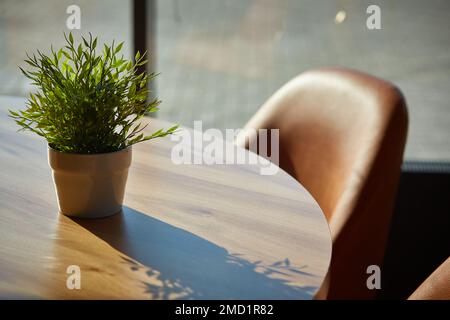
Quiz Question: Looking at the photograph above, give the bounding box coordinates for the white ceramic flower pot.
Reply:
[48,146,132,218]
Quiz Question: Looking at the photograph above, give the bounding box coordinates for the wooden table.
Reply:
[0,96,331,299]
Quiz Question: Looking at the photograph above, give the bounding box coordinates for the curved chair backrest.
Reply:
[409,257,450,300]
[237,68,408,299]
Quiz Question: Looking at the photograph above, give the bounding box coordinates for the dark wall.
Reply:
[380,161,450,299]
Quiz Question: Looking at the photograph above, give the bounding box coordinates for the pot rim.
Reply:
[48,144,132,156]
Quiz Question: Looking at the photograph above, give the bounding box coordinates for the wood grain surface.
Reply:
[0,96,331,299]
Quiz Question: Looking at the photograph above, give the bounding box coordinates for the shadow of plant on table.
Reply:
[74,206,317,299]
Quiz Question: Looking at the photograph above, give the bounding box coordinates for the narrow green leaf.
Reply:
[82,37,89,47]
[115,42,124,54]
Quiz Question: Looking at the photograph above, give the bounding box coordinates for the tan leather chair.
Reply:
[409,257,450,300]
[236,68,408,299]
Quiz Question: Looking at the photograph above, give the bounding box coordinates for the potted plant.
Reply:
[9,33,178,218]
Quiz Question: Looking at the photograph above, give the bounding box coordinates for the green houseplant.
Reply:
[9,33,178,218]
